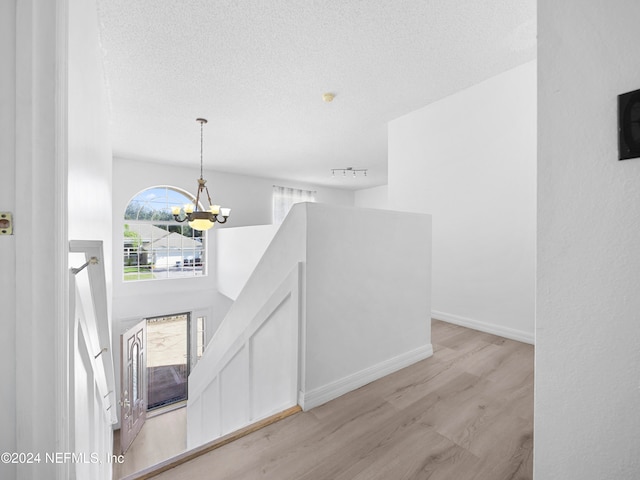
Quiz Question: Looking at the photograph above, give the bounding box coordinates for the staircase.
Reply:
[69,240,118,480]
[187,203,433,450]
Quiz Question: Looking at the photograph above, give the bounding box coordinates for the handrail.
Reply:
[186,205,308,448]
[69,240,118,424]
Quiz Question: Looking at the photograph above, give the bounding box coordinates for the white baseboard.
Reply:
[299,344,433,411]
[431,310,535,345]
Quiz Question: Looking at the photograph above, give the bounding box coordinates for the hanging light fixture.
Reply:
[172,118,231,231]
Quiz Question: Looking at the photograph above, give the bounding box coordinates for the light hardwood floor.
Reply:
[150,320,534,480]
[113,406,187,478]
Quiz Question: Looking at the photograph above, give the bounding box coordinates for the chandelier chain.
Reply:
[172,117,230,230]
[200,119,204,180]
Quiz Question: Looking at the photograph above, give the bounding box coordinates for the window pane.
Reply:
[272,185,316,224]
[196,316,205,360]
[123,186,207,281]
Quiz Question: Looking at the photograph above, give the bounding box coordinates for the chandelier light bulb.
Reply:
[188,218,215,231]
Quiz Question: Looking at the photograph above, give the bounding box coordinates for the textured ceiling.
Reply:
[96,0,536,189]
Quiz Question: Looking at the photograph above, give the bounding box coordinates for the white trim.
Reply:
[296,262,307,408]
[300,344,433,411]
[187,264,301,448]
[55,2,70,480]
[70,240,118,423]
[431,310,535,345]
[14,0,69,477]
[189,283,296,401]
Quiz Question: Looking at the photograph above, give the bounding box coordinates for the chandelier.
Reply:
[172,118,230,231]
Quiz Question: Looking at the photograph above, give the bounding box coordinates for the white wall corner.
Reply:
[299,344,433,411]
[432,310,534,345]
[388,61,536,342]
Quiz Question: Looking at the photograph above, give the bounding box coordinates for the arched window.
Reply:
[123,186,206,281]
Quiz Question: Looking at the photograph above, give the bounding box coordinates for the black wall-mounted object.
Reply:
[618,88,640,160]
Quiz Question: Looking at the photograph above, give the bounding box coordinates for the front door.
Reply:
[146,313,190,410]
[120,320,147,454]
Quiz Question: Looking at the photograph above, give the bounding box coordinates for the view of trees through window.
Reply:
[124,186,206,281]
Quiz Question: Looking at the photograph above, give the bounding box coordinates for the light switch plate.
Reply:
[618,88,640,160]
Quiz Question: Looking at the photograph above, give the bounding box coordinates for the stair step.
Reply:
[120,405,302,480]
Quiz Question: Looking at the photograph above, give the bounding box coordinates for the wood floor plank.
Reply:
[151,320,534,480]
[257,401,401,480]
[166,410,322,480]
[333,422,479,480]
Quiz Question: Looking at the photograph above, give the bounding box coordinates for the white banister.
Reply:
[187,263,301,448]
[68,240,117,480]
[70,240,117,424]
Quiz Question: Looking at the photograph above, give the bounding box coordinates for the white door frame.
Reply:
[12,1,70,479]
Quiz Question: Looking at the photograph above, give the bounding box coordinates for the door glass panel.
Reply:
[120,319,147,455]
[146,313,189,410]
[132,342,139,402]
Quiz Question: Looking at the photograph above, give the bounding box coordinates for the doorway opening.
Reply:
[116,311,210,475]
[146,313,190,411]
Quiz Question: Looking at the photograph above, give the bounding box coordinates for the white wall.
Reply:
[205,168,355,227]
[188,202,433,446]
[536,2,640,478]
[216,224,279,300]
[112,157,354,319]
[68,0,113,273]
[67,0,115,475]
[388,61,536,343]
[112,158,218,326]
[112,157,221,427]
[354,185,389,210]
[304,204,432,405]
[111,158,354,425]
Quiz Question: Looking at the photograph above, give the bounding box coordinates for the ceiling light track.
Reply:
[331,167,368,178]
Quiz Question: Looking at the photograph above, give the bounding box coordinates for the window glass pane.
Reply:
[196,316,205,360]
[272,185,316,224]
[123,186,206,281]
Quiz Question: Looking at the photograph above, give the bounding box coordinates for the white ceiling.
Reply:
[96,0,536,190]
